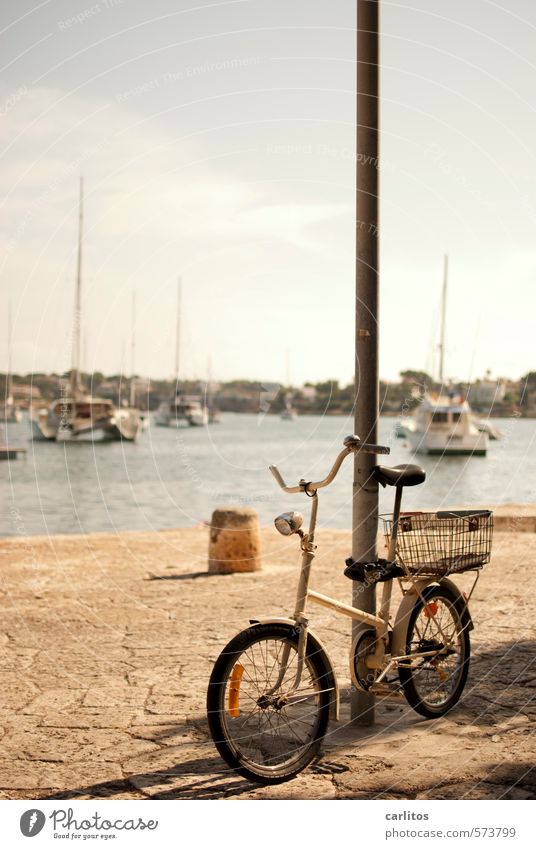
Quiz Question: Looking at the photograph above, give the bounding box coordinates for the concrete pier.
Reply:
[0,510,535,799]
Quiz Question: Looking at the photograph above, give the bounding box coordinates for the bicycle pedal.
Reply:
[344,557,405,583]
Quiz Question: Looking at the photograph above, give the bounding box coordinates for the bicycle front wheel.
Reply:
[207,623,332,784]
[399,585,470,718]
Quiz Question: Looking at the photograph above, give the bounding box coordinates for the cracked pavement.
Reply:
[0,525,535,799]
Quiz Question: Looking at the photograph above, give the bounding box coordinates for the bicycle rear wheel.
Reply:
[207,623,332,784]
[399,585,470,718]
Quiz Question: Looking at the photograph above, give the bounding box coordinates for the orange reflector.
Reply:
[228,663,244,717]
[424,602,438,618]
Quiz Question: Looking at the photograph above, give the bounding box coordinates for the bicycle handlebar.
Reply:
[269,435,390,494]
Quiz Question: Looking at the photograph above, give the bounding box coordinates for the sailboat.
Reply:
[129,291,149,430]
[1,302,22,423]
[280,350,297,420]
[206,359,222,424]
[31,179,141,442]
[407,256,488,457]
[155,278,208,427]
[280,393,297,421]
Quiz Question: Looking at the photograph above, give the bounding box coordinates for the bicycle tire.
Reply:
[207,623,332,784]
[399,585,471,718]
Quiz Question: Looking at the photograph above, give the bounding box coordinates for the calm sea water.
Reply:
[1,413,535,537]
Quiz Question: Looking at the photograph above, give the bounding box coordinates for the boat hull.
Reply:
[56,427,111,443]
[408,430,488,456]
[31,407,141,442]
[155,415,191,427]
[425,448,487,456]
[155,397,208,427]
[31,415,56,441]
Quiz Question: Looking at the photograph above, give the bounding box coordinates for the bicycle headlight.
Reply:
[274,511,303,536]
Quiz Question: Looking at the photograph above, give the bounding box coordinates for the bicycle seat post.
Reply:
[387,485,404,563]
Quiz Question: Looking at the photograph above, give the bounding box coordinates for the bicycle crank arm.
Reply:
[369,684,404,698]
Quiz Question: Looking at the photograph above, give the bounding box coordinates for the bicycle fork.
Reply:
[266,493,318,696]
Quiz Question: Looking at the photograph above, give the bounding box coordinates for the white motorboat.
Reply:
[407,395,488,456]
[155,394,208,427]
[405,256,488,457]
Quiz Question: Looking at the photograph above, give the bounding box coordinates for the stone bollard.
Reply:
[208,506,262,573]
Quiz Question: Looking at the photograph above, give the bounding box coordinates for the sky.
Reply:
[1,0,536,386]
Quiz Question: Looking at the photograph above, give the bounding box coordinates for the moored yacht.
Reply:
[155,278,208,428]
[155,394,208,427]
[406,255,488,457]
[407,395,488,456]
[31,178,141,443]
[32,391,140,442]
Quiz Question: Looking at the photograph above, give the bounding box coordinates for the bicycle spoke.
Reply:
[222,634,323,769]
[406,597,464,707]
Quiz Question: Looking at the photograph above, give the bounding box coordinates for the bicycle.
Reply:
[207,435,493,784]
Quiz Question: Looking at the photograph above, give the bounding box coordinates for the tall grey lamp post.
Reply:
[351,0,380,725]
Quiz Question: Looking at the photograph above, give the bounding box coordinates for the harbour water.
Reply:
[1,413,535,537]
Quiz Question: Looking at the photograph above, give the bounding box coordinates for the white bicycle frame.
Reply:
[269,438,468,698]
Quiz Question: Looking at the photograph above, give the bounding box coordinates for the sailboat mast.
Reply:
[130,290,136,408]
[206,355,212,409]
[71,176,83,397]
[438,254,448,385]
[174,277,182,388]
[7,300,13,401]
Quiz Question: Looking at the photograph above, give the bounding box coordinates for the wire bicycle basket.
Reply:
[383,509,494,577]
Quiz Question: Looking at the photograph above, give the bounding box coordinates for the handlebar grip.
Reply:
[361,443,390,455]
[343,435,390,455]
[269,464,285,487]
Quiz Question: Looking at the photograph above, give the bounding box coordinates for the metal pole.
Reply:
[351,0,380,726]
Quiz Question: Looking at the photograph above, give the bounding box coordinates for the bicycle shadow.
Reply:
[40,751,254,800]
[147,572,214,581]
[38,638,535,800]
[334,635,535,725]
